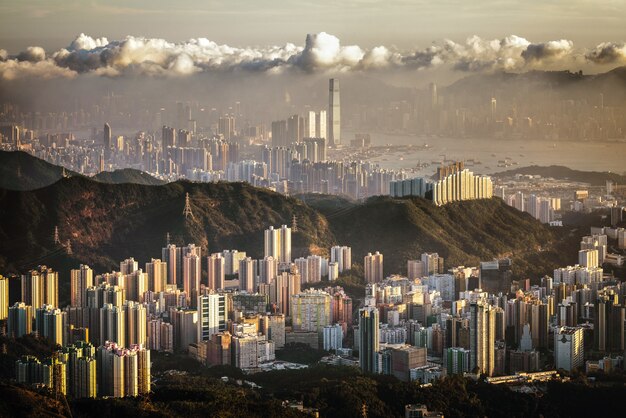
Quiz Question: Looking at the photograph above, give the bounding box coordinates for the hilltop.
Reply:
[0,151,167,190]
[0,150,78,191]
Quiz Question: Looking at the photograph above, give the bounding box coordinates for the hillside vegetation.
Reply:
[92,168,165,186]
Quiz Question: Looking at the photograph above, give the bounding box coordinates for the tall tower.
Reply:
[328,79,341,147]
[469,302,496,376]
[183,254,201,308]
[103,123,112,157]
[359,307,379,373]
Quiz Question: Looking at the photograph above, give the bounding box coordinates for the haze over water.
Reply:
[362,132,626,176]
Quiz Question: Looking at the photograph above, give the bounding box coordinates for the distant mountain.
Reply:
[445,66,626,107]
[0,150,78,191]
[92,168,165,186]
[494,165,626,186]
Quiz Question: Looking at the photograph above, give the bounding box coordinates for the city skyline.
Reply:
[1,1,626,416]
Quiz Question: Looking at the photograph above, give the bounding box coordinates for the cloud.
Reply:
[585,42,626,64]
[0,32,618,80]
[0,59,76,80]
[16,46,46,62]
[521,39,574,64]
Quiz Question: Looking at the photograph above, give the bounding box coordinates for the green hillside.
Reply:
[0,177,333,298]
[309,195,574,279]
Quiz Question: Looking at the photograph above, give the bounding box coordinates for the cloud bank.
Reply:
[0,32,624,80]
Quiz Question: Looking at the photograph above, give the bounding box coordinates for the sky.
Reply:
[0,0,625,52]
[0,0,625,84]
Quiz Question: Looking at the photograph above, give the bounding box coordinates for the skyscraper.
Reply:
[264,225,291,263]
[8,302,33,338]
[183,253,201,307]
[71,265,93,308]
[359,307,379,373]
[161,244,180,286]
[218,116,235,141]
[271,120,288,148]
[238,257,257,293]
[103,123,112,156]
[207,253,225,291]
[290,289,332,333]
[0,275,8,320]
[145,258,167,293]
[331,246,352,273]
[197,292,226,342]
[328,79,341,146]
[554,326,584,372]
[469,302,496,376]
[364,252,384,283]
[21,266,58,316]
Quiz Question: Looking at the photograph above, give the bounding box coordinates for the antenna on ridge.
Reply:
[65,239,72,255]
[54,226,60,245]
[291,214,298,232]
[183,192,195,221]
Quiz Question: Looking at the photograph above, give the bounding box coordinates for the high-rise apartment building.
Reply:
[207,253,225,291]
[124,301,147,347]
[145,259,167,293]
[331,246,352,273]
[71,265,93,308]
[554,326,584,372]
[421,253,444,276]
[364,252,384,283]
[238,257,257,293]
[161,244,180,286]
[8,302,33,338]
[290,289,332,334]
[36,305,66,346]
[197,292,226,342]
[445,347,471,375]
[264,225,291,263]
[21,266,58,315]
[469,302,496,376]
[578,249,599,268]
[0,275,8,320]
[183,253,202,306]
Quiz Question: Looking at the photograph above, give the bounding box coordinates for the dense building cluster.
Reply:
[0,224,358,398]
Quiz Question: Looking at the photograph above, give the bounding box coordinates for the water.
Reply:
[350,131,626,176]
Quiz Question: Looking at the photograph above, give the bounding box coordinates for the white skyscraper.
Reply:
[264,225,291,263]
[331,246,352,273]
[554,326,584,372]
[197,292,226,342]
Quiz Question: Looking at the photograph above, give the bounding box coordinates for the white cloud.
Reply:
[0,32,619,80]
